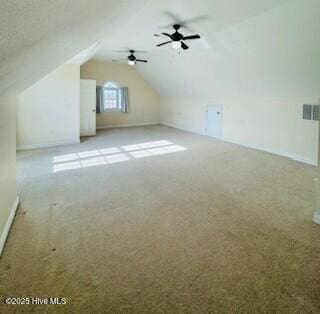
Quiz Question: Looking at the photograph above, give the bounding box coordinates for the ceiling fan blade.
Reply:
[156,41,172,47]
[183,34,201,40]
[160,12,209,31]
[136,59,148,63]
[181,42,189,50]
[162,32,172,38]
[161,11,188,30]
[181,15,209,25]
[164,11,181,23]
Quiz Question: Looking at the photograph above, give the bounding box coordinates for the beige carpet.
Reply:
[0,125,319,313]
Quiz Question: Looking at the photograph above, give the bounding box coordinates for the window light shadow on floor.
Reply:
[52,140,187,173]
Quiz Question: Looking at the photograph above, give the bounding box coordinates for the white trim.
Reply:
[314,212,320,225]
[221,137,317,166]
[160,122,317,166]
[0,197,19,256]
[80,130,96,137]
[160,122,205,136]
[97,122,159,129]
[17,138,80,151]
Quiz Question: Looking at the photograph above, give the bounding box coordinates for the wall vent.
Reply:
[303,104,320,121]
[303,104,312,120]
[312,105,320,121]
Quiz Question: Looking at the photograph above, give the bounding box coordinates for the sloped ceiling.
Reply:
[93,0,320,97]
[0,0,148,94]
[1,0,319,97]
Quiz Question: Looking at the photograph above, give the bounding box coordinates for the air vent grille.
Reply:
[312,105,320,121]
[303,104,312,120]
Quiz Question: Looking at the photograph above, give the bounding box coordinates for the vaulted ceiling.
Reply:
[93,0,320,97]
[0,0,147,94]
[1,0,319,97]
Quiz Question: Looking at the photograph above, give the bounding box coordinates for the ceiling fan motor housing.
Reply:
[172,24,183,41]
[128,54,136,61]
[172,32,183,41]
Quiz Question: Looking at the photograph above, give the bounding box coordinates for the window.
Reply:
[103,81,122,111]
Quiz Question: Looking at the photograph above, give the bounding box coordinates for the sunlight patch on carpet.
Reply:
[52,140,186,172]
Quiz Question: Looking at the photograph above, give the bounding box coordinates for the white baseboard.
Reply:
[221,137,317,166]
[17,138,80,151]
[97,122,159,130]
[0,196,19,256]
[80,132,96,137]
[160,122,205,136]
[314,212,320,225]
[160,122,317,166]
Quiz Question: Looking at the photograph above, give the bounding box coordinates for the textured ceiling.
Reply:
[93,0,320,97]
[94,0,290,59]
[0,0,147,94]
[0,0,113,62]
[0,0,319,97]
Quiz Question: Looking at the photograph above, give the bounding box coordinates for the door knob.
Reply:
[92,109,96,112]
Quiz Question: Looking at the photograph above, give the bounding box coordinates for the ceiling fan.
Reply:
[156,24,201,50]
[112,50,148,66]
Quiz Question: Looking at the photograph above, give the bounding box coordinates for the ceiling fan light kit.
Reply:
[171,41,181,50]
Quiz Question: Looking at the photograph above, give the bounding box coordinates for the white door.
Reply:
[206,105,223,138]
[80,79,96,136]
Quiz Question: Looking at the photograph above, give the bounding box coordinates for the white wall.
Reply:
[161,97,319,165]
[81,60,160,128]
[16,64,80,150]
[0,94,18,254]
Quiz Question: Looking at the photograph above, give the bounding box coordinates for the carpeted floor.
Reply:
[0,125,319,313]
